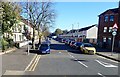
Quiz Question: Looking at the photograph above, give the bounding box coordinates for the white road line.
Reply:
[59,52,62,53]
[97,56,119,63]
[77,61,88,68]
[98,73,106,77]
[95,60,118,68]
[71,55,75,58]
[68,52,71,55]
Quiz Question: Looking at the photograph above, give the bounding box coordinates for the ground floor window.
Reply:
[103,37,106,42]
[108,37,111,46]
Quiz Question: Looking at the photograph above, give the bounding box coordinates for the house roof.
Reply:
[66,24,97,33]
[99,8,119,16]
[78,25,97,32]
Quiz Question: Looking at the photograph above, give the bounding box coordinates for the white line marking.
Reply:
[75,59,77,60]
[77,61,88,68]
[97,56,119,63]
[95,60,118,68]
[98,73,106,77]
[59,52,61,53]
[71,56,75,58]
[68,52,70,55]
[68,52,75,58]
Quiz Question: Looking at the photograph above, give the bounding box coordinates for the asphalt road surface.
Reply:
[2,39,119,77]
[25,39,119,77]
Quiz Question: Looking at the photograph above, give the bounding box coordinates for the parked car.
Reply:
[65,40,69,45]
[39,44,50,54]
[74,42,83,49]
[70,41,75,47]
[80,43,96,55]
[61,38,66,43]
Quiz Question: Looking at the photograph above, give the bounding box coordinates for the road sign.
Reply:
[112,28,117,31]
[112,23,118,29]
[112,31,117,36]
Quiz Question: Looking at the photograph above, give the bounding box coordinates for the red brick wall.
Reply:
[98,10,120,52]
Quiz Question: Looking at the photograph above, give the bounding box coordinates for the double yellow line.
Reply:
[25,54,41,71]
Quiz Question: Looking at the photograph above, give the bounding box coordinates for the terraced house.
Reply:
[97,2,120,52]
[4,18,38,48]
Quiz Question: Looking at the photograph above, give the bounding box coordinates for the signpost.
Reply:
[111,23,118,56]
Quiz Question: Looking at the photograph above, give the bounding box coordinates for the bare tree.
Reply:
[21,2,55,49]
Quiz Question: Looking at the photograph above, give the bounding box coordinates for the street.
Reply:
[2,39,119,76]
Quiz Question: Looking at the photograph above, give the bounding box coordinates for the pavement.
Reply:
[96,48,120,62]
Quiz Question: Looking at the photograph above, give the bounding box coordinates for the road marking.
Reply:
[59,52,62,54]
[32,55,41,71]
[71,55,75,58]
[24,54,37,71]
[77,61,88,68]
[29,55,41,71]
[98,73,106,77]
[97,56,119,63]
[95,60,118,68]
[68,53,75,58]
[4,70,25,75]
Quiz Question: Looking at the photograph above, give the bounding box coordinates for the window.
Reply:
[104,27,107,32]
[109,27,112,32]
[104,15,108,22]
[108,38,111,46]
[19,35,22,41]
[103,37,106,42]
[110,15,114,21]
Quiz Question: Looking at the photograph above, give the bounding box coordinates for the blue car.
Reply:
[39,44,50,54]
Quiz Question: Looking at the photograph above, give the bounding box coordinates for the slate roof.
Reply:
[99,8,119,16]
[66,24,97,34]
[78,25,96,32]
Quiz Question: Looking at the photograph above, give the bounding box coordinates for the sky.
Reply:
[50,2,119,32]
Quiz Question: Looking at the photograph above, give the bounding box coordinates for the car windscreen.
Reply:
[72,42,75,44]
[76,43,82,46]
[40,44,49,50]
[84,44,93,47]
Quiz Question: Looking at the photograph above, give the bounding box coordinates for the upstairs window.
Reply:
[104,15,108,22]
[110,15,114,21]
[103,27,107,32]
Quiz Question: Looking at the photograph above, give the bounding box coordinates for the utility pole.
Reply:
[77,23,79,37]
[27,1,29,55]
[72,24,74,38]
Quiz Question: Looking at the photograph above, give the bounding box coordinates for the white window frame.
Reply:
[109,27,113,32]
[103,37,106,42]
[104,27,107,32]
[110,15,114,21]
[104,15,108,22]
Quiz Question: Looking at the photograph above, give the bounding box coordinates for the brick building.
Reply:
[97,2,120,52]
